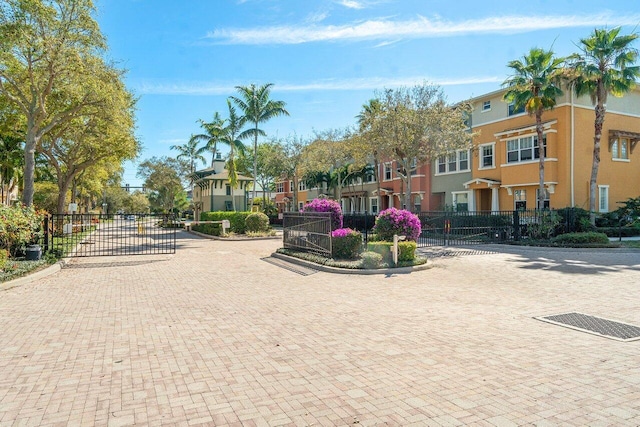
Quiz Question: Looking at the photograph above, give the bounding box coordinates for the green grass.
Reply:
[1,257,55,283]
[619,240,640,249]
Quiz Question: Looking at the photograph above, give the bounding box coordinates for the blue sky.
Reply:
[94,0,640,186]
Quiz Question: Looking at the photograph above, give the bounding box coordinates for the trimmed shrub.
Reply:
[551,232,610,245]
[373,208,421,241]
[331,228,362,259]
[191,223,222,236]
[302,198,343,231]
[200,211,251,234]
[245,212,270,233]
[596,226,640,237]
[360,251,382,269]
[555,207,594,233]
[366,240,417,263]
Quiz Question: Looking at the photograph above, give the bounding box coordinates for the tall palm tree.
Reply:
[219,100,251,211]
[170,137,206,199]
[503,47,565,210]
[230,83,289,204]
[571,27,639,224]
[192,112,224,167]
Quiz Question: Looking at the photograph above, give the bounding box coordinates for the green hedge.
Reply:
[191,223,222,236]
[596,226,640,237]
[200,211,251,234]
[366,241,417,262]
[551,232,610,245]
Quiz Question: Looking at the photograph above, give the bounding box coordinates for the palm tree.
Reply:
[170,137,206,200]
[192,112,224,167]
[503,47,565,210]
[219,100,251,211]
[230,83,289,204]
[571,27,639,224]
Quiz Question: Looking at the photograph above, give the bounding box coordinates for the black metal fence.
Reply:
[44,213,178,257]
[341,208,582,247]
[283,212,332,256]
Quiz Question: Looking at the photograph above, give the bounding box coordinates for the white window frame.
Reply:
[479,143,495,170]
[598,185,609,212]
[535,188,550,210]
[508,102,525,116]
[435,150,471,175]
[383,162,392,181]
[506,134,547,164]
[298,180,306,191]
[276,182,284,193]
[452,191,471,212]
[514,189,526,210]
[612,138,630,161]
[370,197,378,214]
[482,100,491,112]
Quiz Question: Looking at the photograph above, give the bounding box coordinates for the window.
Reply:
[436,150,471,174]
[366,171,375,183]
[276,182,284,193]
[384,163,392,180]
[612,138,629,160]
[298,180,306,191]
[506,135,547,163]
[514,190,526,210]
[452,192,469,212]
[535,188,550,209]
[225,185,231,196]
[480,144,494,169]
[598,185,609,212]
[508,102,525,116]
[298,202,304,210]
[482,100,491,111]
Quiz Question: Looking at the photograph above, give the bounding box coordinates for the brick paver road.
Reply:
[1,233,639,426]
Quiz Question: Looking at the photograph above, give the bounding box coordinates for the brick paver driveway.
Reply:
[1,233,639,426]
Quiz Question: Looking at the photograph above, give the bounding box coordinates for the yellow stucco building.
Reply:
[456,87,640,213]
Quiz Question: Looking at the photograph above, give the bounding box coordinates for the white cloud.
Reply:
[136,76,503,96]
[206,12,640,45]
[337,0,365,9]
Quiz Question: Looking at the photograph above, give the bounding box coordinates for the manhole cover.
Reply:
[262,257,318,276]
[535,312,640,342]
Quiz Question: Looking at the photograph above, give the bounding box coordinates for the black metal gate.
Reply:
[417,211,516,246]
[44,213,178,257]
[282,212,332,257]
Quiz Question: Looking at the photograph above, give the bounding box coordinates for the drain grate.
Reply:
[536,312,640,342]
[262,257,318,276]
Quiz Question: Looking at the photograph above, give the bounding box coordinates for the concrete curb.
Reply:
[271,251,431,275]
[1,258,70,292]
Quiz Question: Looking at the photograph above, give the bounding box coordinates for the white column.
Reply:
[468,190,475,212]
[491,187,499,212]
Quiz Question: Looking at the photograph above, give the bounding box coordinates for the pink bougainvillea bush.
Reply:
[373,207,422,241]
[302,198,343,231]
[331,228,362,259]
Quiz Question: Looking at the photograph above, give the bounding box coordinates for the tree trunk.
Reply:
[589,101,605,224]
[57,175,74,214]
[252,124,258,204]
[536,110,545,210]
[374,158,381,214]
[22,122,38,206]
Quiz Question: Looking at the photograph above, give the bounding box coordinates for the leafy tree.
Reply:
[193,112,224,167]
[218,100,250,211]
[33,181,59,213]
[371,84,473,210]
[124,191,150,214]
[38,77,139,213]
[0,133,23,204]
[243,139,287,211]
[0,0,122,206]
[278,135,308,209]
[570,27,639,224]
[137,157,187,213]
[503,47,565,210]
[230,83,289,203]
